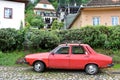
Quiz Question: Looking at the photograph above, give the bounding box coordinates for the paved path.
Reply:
[0,66,120,80]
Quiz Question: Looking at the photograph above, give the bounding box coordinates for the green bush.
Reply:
[58,26,107,48]
[31,16,44,29]
[24,29,60,49]
[80,26,107,47]
[105,26,120,49]
[0,25,120,51]
[0,28,18,52]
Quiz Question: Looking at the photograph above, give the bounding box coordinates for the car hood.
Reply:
[25,52,50,59]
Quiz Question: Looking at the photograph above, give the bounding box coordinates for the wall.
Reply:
[71,7,120,29]
[35,3,55,10]
[0,1,25,29]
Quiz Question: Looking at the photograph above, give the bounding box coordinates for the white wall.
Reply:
[35,3,55,10]
[0,1,25,29]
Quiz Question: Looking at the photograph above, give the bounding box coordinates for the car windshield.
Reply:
[50,46,61,53]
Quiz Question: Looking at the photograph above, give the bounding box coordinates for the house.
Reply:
[34,0,57,28]
[0,0,28,29]
[57,0,81,29]
[69,0,120,29]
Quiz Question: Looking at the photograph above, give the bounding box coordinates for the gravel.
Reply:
[0,66,120,80]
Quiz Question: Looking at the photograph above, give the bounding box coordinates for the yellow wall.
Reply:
[71,7,120,29]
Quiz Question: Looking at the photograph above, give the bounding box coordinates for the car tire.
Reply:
[85,64,98,75]
[33,61,45,72]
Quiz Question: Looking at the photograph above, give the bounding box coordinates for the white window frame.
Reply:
[93,17,100,26]
[112,16,119,26]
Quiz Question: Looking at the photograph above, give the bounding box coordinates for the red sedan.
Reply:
[24,44,113,75]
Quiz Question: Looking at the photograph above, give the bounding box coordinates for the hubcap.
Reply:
[34,63,41,71]
[87,65,96,74]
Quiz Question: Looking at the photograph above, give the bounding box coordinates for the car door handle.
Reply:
[84,56,89,58]
[66,56,70,57]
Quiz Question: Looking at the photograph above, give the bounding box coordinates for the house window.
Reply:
[43,4,47,8]
[36,11,41,15]
[4,8,12,19]
[93,17,100,26]
[112,16,119,26]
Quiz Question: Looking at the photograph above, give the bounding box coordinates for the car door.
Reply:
[49,46,70,69]
[70,46,89,69]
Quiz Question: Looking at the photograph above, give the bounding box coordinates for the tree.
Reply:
[51,20,64,30]
[31,16,45,29]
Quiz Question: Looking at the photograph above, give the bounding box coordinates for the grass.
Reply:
[0,51,26,66]
[0,49,49,66]
[113,64,120,69]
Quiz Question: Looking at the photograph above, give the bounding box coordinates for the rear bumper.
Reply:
[107,63,114,67]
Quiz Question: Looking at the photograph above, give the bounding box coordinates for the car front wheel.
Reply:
[33,61,45,72]
[85,64,98,75]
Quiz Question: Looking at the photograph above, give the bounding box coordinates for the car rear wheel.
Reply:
[33,61,45,72]
[85,64,98,75]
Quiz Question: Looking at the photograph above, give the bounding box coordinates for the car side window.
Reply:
[56,47,69,54]
[72,46,85,54]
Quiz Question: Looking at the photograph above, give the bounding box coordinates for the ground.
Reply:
[0,66,120,80]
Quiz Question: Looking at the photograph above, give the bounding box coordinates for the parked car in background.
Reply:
[24,43,114,75]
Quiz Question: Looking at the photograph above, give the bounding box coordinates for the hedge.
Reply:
[58,25,120,49]
[0,25,120,52]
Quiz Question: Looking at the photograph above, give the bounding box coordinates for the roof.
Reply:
[85,0,120,7]
[68,0,120,29]
[34,0,55,11]
[5,0,29,5]
[39,0,50,4]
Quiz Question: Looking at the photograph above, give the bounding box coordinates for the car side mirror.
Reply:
[51,52,55,55]
[85,52,88,55]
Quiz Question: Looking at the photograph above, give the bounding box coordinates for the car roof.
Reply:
[59,43,89,46]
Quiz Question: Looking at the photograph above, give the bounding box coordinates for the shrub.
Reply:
[15,29,25,49]
[0,28,18,52]
[39,31,60,49]
[24,29,60,49]
[105,26,120,49]
[58,26,107,48]
[31,16,44,29]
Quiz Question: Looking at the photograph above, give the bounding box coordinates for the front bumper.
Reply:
[23,58,29,64]
[108,63,114,67]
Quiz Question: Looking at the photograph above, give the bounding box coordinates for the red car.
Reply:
[24,44,113,75]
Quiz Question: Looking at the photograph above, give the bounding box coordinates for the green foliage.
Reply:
[104,26,120,49]
[24,29,60,49]
[25,10,35,25]
[0,28,17,52]
[0,25,120,52]
[31,16,44,29]
[0,28,25,52]
[58,25,120,49]
[0,51,25,66]
[25,10,44,29]
[51,20,64,30]
[80,26,107,47]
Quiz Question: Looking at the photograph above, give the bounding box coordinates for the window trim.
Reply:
[4,7,13,19]
[112,16,119,26]
[93,17,100,26]
[54,46,69,54]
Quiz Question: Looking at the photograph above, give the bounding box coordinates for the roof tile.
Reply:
[86,0,120,6]
[39,0,50,4]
